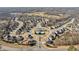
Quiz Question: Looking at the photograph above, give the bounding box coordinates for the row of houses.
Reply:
[2,35,24,44]
[46,28,66,46]
[2,33,37,47]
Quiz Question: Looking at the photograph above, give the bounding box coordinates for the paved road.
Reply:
[49,18,75,34]
[10,17,23,36]
[0,17,75,51]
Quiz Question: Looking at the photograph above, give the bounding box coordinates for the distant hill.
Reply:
[0,7,78,18]
[0,7,78,13]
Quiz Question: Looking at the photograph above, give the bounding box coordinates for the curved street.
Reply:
[1,17,75,51]
[10,17,24,36]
